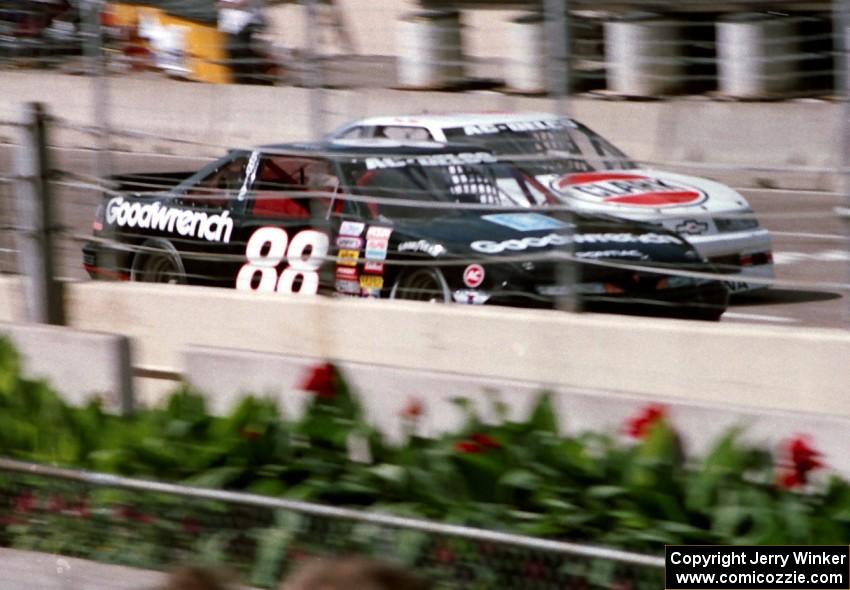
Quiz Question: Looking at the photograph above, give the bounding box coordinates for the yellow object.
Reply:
[106,2,232,84]
[359,275,384,289]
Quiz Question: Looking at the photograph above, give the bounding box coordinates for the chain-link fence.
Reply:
[0,3,849,586]
[0,0,848,327]
[0,458,664,590]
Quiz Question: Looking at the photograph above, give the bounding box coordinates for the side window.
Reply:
[575,125,637,170]
[178,156,248,208]
[249,156,339,219]
[336,126,369,139]
[375,126,433,141]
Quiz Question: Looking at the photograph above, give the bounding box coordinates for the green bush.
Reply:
[0,337,847,586]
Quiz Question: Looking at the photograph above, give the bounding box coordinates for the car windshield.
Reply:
[339,151,505,219]
[442,119,638,175]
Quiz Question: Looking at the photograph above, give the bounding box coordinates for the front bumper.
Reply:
[685,228,774,293]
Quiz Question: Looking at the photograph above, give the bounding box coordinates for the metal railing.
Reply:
[0,458,664,590]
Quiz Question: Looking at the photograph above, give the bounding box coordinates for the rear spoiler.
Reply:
[108,171,196,194]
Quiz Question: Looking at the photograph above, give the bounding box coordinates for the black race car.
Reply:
[83,140,729,320]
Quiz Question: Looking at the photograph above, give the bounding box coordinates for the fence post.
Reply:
[13,102,65,326]
[834,0,850,324]
[544,0,578,313]
[83,0,112,183]
[305,0,326,139]
[545,0,570,115]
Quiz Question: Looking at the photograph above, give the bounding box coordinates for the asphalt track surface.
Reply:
[1,145,848,329]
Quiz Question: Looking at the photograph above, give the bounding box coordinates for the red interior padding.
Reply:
[355,170,380,218]
[252,192,311,218]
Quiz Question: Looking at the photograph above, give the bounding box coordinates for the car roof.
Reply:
[336,112,571,129]
[256,138,492,156]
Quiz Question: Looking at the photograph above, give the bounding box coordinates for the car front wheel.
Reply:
[389,268,451,303]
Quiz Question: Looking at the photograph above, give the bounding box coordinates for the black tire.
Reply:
[389,268,451,303]
[130,239,187,284]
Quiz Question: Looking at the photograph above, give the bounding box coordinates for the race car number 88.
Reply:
[236,227,329,294]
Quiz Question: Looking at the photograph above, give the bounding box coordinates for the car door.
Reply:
[232,153,337,296]
[151,151,252,287]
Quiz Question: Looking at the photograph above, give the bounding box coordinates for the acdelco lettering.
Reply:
[365,152,496,170]
[105,197,233,243]
[463,119,574,136]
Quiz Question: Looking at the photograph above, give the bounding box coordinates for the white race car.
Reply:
[329,113,774,292]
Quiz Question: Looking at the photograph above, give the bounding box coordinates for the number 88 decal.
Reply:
[236,227,330,294]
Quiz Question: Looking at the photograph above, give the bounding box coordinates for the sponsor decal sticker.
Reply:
[335,236,363,250]
[452,289,491,305]
[575,249,649,260]
[553,172,708,208]
[339,221,365,237]
[470,232,681,254]
[674,219,710,235]
[363,261,385,274]
[335,279,361,295]
[365,238,389,260]
[398,240,446,257]
[365,152,496,171]
[106,197,234,243]
[337,249,360,266]
[366,226,393,240]
[463,264,485,288]
[460,119,576,136]
[336,266,358,280]
[359,275,384,290]
[482,213,566,232]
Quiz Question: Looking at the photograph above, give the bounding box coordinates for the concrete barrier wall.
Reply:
[0,71,839,190]
[0,320,133,414]
[184,346,850,476]
[1,277,848,420]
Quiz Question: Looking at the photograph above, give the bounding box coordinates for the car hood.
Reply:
[543,168,751,218]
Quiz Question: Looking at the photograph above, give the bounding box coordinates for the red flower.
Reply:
[181,516,201,535]
[47,495,65,513]
[114,505,155,524]
[433,544,455,563]
[471,433,500,449]
[454,441,482,454]
[624,404,666,439]
[400,397,425,419]
[13,492,35,513]
[240,427,262,440]
[777,470,805,489]
[69,499,90,519]
[777,436,824,489]
[523,560,546,580]
[455,433,500,454]
[300,362,337,399]
[788,437,823,474]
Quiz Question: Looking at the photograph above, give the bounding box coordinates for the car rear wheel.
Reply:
[130,239,187,284]
[390,268,451,303]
